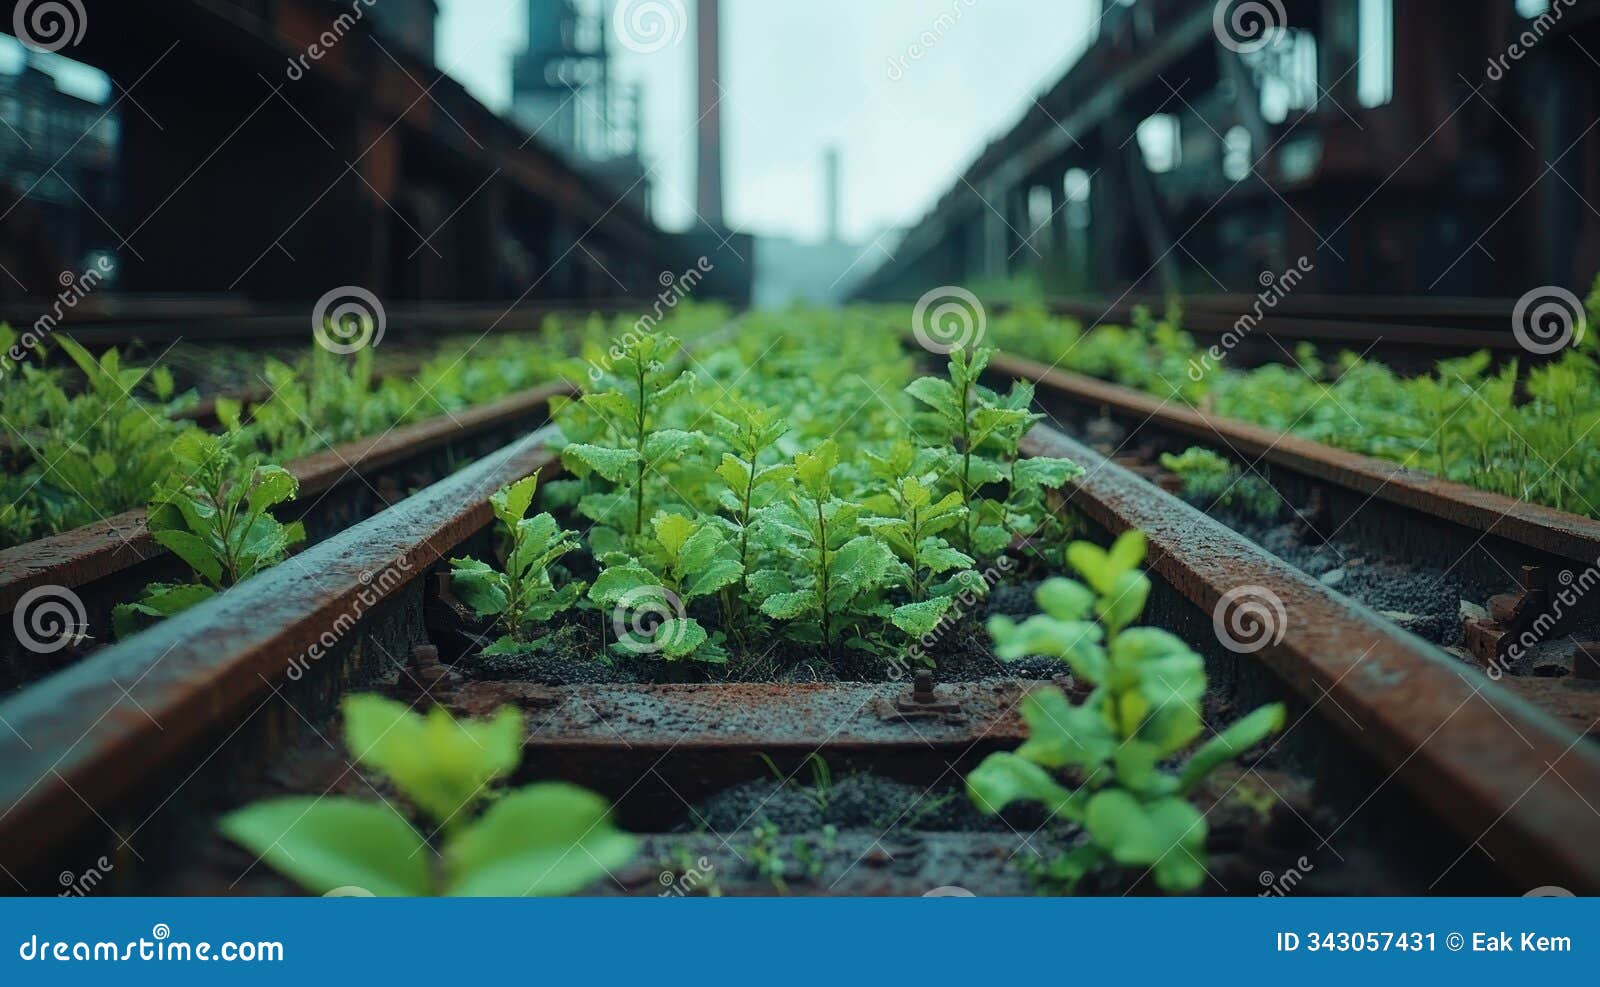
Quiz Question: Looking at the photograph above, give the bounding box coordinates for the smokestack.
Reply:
[696,0,723,229]
[823,146,841,243]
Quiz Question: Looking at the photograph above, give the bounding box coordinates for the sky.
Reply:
[437,0,1099,241]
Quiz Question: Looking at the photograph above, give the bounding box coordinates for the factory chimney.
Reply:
[696,0,724,228]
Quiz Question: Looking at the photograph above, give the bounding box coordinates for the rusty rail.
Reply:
[0,424,563,865]
[993,350,1600,567]
[0,381,573,614]
[1025,422,1600,894]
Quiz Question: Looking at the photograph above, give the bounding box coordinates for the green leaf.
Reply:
[1098,571,1151,634]
[562,443,638,484]
[1179,703,1286,792]
[1013,456,1083,491]
[904,376,961,421]
[760,590,815,620]
[219,797,432,897]
[342,696,523,828]
[1085,790,1206,870]
[248,465,299,514]
[588,562,657,605]
[1036,578,1095,621]
[966,752,1083,820]
[986,614,1105,680]
[446,783,637,897]
[152,529,223,586]
[112,583,216,638]
[684,558,743,600]
[1014,687,1115,772]
[491,475,538,528]
[891,597,952,638]
[450,558,509,617]
[654,616,710,661]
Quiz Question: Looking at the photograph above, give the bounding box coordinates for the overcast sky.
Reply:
[438,0,1099,241]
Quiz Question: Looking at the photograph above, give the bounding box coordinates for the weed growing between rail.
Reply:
[968,530,1286,893]
[978,276,1600,518]
[510,310,1082,678]
[221,695,635,896]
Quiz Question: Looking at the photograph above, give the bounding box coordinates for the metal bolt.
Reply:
[1520,565,1544,594]
[912,670,936,703]
[1575,643,1600,681]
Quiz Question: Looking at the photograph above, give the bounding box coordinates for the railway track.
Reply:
[991,293,1531,371]
[2,405,1594,896]
[0,380,572,689]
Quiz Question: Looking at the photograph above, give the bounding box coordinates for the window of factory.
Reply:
[1357,0,1394,108]
[1028,186,1054,241]
[1223,126,1252,182]
[1136,114,1181,174]
[1064,168,1092,229]
[1256,30,1318,123]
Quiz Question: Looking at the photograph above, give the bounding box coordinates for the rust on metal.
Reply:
[992,349,1600,566]
[0,381,572,613]
[0,426,563,866]
[1021,422,1600,894]
[446,680,1033,831]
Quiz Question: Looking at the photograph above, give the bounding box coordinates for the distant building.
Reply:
[511,0,648,209]
[0,59,117,295]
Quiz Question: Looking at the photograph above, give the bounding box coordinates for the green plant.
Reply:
[1158,447,1282,519]
[751,440,899,654]
[906,347,1080,557]
[560,332,703,540]
[861,440,982,643]
[708,399,792,601]
[588,510,742,662]
[449,475,586,656]
[220,695,636,896]
[756,752,832,812]
[966,529,1285,893]
[112,431,304,637]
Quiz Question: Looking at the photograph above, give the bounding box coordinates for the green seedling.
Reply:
[1158,447,1282,519]
[220,694,636,896]
[113,431,304,637]
[966,529,1285,893]
[449,475,586,656]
